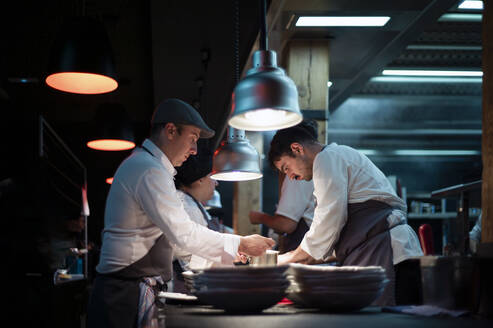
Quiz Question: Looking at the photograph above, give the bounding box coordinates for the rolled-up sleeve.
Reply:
[300,151,348,260]
[135,167,240,264]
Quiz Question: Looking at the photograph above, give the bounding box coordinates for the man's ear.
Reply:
[290,142,304,155]
[164,123,177,140]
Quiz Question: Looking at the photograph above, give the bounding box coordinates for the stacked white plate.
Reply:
[190,265,290,313]
[287,264,389,312]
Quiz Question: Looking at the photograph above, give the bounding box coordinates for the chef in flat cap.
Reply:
[88,98,274,328]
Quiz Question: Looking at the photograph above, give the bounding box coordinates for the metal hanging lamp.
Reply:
[228,0,302,131]
[45,15,118,94]
[211,126,263,181]
[86,103,135,151]
[211,0,262,182]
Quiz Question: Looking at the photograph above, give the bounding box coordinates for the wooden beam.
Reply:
[482,0,493,244]
[286,39,329,143]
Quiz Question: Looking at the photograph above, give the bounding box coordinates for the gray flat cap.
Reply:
[151,98,215,138]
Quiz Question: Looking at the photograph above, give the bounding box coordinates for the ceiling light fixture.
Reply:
[458,0,483,10]
[45,16,118,94]
[296,16,390,27]
[370,76,482,83]
[211,0,262,181]
[228,0,302,131]
[438,13,482,22]
[327,81,333,88]
[87,103,135,151]
[211,128,263,181]
[382,69,483,77]
[358,149,480,156]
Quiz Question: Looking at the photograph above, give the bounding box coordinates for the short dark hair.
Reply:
[150,122,183,138]
[268,120,318,170]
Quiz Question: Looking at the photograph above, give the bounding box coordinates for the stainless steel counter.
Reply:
[159,304,493,328]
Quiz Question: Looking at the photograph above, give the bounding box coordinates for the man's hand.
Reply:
[278,246,317,265]
[249,211,264,224]
[238,234,275,257]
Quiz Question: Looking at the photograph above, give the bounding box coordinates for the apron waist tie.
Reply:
[138,276,166,328]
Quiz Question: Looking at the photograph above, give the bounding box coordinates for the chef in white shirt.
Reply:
[269,121,422,306]
[250,121,317,253]
[171,143,229,292]
[87,98,274,328]
[250,175,315,252]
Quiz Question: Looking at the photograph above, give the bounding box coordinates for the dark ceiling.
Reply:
[0,0,484,237]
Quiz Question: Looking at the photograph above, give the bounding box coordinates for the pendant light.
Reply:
[211,127,262,181]
[45,16,118,94]
[211,0,262,182]
[87,103,135,151]
[228,0,302,131]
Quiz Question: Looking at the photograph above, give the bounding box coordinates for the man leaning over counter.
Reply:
[269,121,422,306]
[87,98,274,328]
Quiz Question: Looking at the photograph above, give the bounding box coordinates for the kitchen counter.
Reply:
[158,303,492,328]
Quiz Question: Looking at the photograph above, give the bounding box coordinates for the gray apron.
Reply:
[88,145,175,328]
[334,200,402,306]
[87,234,173,328]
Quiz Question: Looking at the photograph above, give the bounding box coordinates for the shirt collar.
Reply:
[142,139,177,176]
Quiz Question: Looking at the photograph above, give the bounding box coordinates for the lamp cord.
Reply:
[234,0,240,84]
[259,0,268,51]
[230,0,245,142]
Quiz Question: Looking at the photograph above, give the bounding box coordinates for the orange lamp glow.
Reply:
[106,177,114,184]
[46,72,118,94]
[87,139,135,151]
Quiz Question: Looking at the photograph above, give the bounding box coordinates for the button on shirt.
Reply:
[276,175,315,227]
[300,143,423,264]
[96,139,240,274]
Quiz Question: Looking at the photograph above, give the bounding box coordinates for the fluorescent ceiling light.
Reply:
[393,150,480,156]
[458,1,483,10]
[357,149,378,156]
[406,45,481,51]
[327,81,333,88]
[358,149,480,156]
[370,76,482,83]
[438,13,482,22]
[296,16,390,27]
[382,69,482,77]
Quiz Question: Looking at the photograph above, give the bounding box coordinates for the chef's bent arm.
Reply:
[299,152,348,260]
[135,167,240,264]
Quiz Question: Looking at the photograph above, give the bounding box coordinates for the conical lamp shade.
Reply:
[46,17,118,94]
[229,50,302,131]
[87,103,135,151]
[211,129,262,181]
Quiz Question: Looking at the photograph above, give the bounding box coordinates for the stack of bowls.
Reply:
[287,264,389,312]
[192,265,290,313]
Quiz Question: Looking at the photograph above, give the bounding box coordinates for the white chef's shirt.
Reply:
[173,190,210,269]
[96,139,240,274]
[276,175,315,226]
[300,143,422,264]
